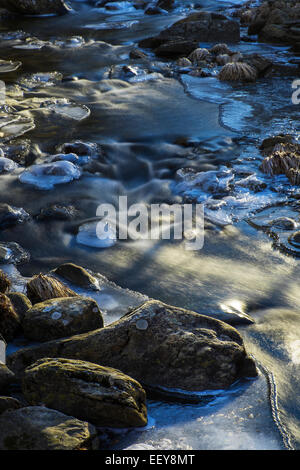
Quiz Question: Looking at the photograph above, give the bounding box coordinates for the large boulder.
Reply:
[0,406,97,450]
[0,396,22,414]
[0,364,14,392]
[22,296,104,342]
[0,0,70,16]
[248,0,300,45]
[9,300,257,391]
[23,358,147,428]
[139,12,240,57]
[0,294,20,342]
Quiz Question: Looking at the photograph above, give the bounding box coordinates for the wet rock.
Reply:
[52,263,99,289]
[210,43,233,55]
[0,294,20,342]
[260,142,300,184]
[0,396,22,414]
[157,0,173,9]
[218,62,257,82]
[23,296,104,342]
[216,54,232,65]
[27,274,77,304]
[188,48,211,65]
[0,406,97,450]
[57,140,100,158]
[0,270,11,294]
[176,57,192,67]
[7,292,32,321]
[9,300,257,391]
[2,0,70,16]
[0,242,30,264]
[129,48,149,60]
[0,364,14,392]
[268,217,297,230]
[23,358,147,428]
[0,203,29,229]
[247,0,300,45]
[260,134,294,155]
[139,12,240,57]
[36,203,79,221]
[243,53,273,77]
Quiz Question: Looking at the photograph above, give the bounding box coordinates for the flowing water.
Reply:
[0,0,300,450]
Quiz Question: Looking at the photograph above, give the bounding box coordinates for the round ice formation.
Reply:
[0,157,18,173]
[19,161,81,190]
[76,221,117,248]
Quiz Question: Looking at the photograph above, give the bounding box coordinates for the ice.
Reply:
[0,157,18,173]
[76,221,117,248]
[0,60,22,73]
[19,161,81,190]
[18,72,63,91]
[42,99,90,121]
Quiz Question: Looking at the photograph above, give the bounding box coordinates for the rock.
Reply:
[23,358,147,428]
[216,54,232,65]
[1,0,70,16]
[260,142,300,185]
[139,12,240,57]
[23,296,104,342]
[210,43,232,55]
[218,62,257,82]
[176,57,192,67]
[27,274,77,304]
[52,263,98,289]
[0,242,30,264]
[0,406,97,450]
[0,294,20,342]
[157,0,173,10]
[0,203,29,230]
[0,396,22,414]
[188,48,211,65]
[36,204,79,221]
[7,293,32,321]
[19,161,81,190]
[260,134,294,154]
[129,48,148,60]
[247,0,300,45]
[0,270,11,294]
[8,300,257,391]
[243,53,273,77]
[0,364,14,392]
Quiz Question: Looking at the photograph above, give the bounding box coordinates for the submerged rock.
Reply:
[27,274,77,304]
[23,296,104,342]
[218,62,257,82]
[0,364,14,392]
[0,270,11,294]
[23,358,147,428]
[2,0,70,16]
[0,406,97,450]
[0,242,30,264]
[0,396,21,414]
[52,263,99,290]
[9,300,257,391]
[0,294,20,342]
[0,203,29,229]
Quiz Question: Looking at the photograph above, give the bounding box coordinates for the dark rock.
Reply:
[8,300,257,391]
[0,364,14,392]
[129,48,149,60]
[139,12,240,58]
[23,358,147,427]
[0,406,97,450]
[0,270,10,294]
[36,204,79,221]
[260,134,295,154]
[0,396,22,414]
[7,293,32,321]
[0,203,29,230]
[27,273,77,304]
[157,0,173,10]
[23,296,104,342]
[0,242,30,264]
[243,53,273,76]
[1,0,70,16]
[52,263,99,289]
[0,294,20,342]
